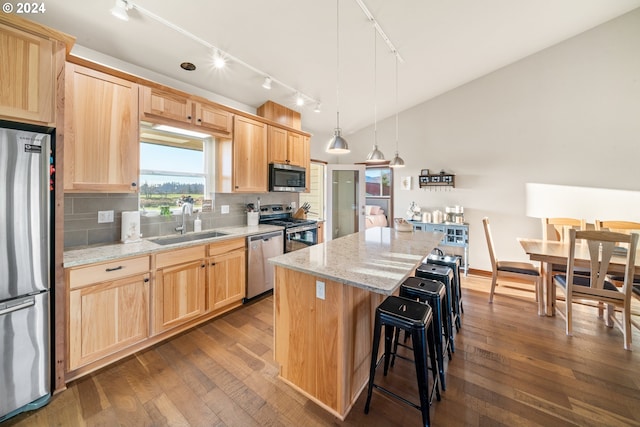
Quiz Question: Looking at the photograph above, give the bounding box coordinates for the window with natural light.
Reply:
[139,141,206,214]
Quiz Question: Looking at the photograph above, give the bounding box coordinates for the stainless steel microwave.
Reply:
[269,163,306,192]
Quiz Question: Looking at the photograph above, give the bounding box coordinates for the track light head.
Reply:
[295,93,305,107]
[213,49,226,69]
[110,0,131,21]
[262,77,272,90]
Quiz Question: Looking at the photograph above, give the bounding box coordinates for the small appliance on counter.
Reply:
[121,211,142,243]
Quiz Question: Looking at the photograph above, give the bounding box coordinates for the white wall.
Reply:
[321,9,640,271]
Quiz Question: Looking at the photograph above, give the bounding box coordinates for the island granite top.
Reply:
[268,227,443,295]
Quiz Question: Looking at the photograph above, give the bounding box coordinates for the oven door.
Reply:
[285,225,318,252]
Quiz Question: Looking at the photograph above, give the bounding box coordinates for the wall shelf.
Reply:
[418,170,455,188]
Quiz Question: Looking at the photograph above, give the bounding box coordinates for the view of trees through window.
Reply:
[139,142,206,213]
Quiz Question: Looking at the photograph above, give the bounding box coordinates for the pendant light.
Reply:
[327,0,350,154]
[389,54,405,168]
[365,28,385,163]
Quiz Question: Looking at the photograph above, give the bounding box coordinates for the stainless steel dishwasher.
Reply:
[246,230,284,301]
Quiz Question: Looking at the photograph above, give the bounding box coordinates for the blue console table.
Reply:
[409,221,469,275]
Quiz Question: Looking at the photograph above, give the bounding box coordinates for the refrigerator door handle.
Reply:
[0,298,36,316]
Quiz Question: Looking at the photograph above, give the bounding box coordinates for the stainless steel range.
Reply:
[259,205,318,252]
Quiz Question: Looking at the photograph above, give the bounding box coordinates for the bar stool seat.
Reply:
[425,253,463,329]
[364,295,440,427]
[416,264,456,352]
[398,277,451,390]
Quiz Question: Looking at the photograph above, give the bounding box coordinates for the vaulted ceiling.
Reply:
[29,0,640,142]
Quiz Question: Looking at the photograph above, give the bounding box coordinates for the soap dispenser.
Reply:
[194,213,202,232]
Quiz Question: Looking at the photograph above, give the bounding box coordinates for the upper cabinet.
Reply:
[0,15,73,126]
[140,86,232,137]
[64,63,140,192]
[217,115,267,193]
[267,126,309,167]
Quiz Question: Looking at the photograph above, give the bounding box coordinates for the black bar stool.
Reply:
[425,253,463,329]
[364,295,440,427]
[397,277,451,390]
[415,264,456,353]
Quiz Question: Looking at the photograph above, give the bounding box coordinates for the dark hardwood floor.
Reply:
[5,275,640,426]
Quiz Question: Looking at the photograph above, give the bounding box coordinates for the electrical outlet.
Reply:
[316,280,325,300]
[221,205,230,214]
[291,202,297,210]
[98,210,114,223]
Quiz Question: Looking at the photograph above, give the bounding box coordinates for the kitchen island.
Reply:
[268,227,443,420]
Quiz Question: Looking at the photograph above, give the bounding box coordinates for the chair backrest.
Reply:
[594,220,640,251]
[542,217,586,242]
[482,217,498,271]
[567,229,638,296]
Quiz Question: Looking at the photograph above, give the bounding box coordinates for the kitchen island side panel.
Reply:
[274,266,384,419]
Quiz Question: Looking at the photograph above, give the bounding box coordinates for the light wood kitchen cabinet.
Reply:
[140,86,193,125]
[64,63,139,192]
[195,102,232,135]
[141,86,232,136]
[0,20,56,126]
[207,238,246,312]
[66,256,150,372]
[153,246,206,334]
[217,115,267,192]
[267,126,309,168]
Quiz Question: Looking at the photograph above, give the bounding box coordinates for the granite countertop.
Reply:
[63,224,283,268]
[268,227,444,295]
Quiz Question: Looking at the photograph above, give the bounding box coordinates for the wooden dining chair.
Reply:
[553,229,638,350]
[482,217,543,315]
[542,217,586,242]
[595,220,640,331]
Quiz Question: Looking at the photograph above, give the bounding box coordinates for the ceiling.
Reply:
[29,0,640,142]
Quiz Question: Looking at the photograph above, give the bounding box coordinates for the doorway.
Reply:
[326,164,366,240]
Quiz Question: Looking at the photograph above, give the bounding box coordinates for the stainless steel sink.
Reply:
[150,230,228,246]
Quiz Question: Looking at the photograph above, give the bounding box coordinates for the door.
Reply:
[0,127,50,301]
[326,164,366,240]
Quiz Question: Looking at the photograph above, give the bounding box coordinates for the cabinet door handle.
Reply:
[201,264,206,268]
[197,118,202,122]
[131,182,137,187]
[144,278,149,283]
[187,115,192,120]
[105,266,124,272]
[210,262,216,266]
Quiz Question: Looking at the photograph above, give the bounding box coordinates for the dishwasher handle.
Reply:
[248,230,284,243]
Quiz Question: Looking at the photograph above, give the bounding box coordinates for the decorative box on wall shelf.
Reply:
[418,170,455,188]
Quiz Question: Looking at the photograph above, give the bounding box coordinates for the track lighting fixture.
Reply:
[109,1,321,113]
[296,93,305,107]
[314,103,322,113]
[110,0,131,21]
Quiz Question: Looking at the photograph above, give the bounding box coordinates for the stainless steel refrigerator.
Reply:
[0,124,52,422]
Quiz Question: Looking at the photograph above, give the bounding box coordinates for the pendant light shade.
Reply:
[389,151,405,167]
[389,54,405,168]
[327,127,350,153]
[327,0,350,154]
[366,146,385,162]
[365,27,385,163]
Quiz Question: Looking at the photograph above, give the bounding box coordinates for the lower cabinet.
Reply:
[64,239,247,380]
[207,239,246,312]
[68,272,149,371]
[153,246,206,334]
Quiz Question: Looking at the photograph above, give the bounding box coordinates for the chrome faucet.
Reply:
[175,202,193,234]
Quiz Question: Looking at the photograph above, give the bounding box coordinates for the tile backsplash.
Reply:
[64,192,298,249]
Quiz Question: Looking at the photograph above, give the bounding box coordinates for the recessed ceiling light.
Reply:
[180,62,196,71]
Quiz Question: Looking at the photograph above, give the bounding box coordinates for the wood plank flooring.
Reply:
[5,275,640,426]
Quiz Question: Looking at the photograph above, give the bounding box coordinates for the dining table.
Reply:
[518,238,640,316]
